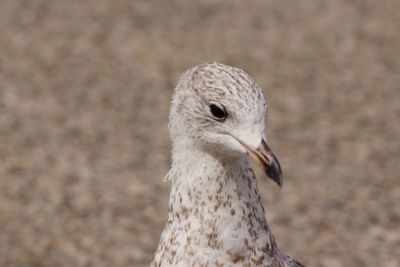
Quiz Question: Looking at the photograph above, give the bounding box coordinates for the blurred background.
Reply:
[1,0,399,266]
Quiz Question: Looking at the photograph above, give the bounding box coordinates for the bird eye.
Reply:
[209,104,227,120]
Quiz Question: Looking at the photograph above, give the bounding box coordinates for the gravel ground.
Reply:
[1,1,400,266]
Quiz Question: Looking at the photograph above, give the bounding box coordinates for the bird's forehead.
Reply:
[189,62,266,110]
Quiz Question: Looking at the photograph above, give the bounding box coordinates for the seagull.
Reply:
[151,62,304,267]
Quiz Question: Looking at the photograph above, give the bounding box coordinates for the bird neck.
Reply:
[164,144,279,259]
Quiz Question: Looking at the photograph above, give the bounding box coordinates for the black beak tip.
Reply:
[265,154,283,188]
[265,166,283,187]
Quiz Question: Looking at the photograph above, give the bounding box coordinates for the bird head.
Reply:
[169,62,283,187]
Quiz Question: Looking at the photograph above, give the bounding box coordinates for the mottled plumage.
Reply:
[151,62,304,267]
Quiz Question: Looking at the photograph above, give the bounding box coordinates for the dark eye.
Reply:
[209,104,227,120]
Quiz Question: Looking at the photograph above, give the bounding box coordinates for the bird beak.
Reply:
[238,139,283,187]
